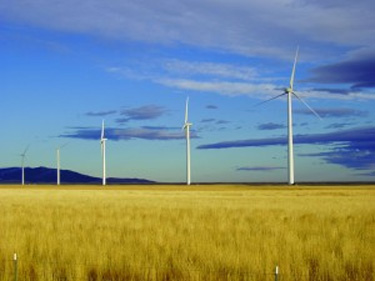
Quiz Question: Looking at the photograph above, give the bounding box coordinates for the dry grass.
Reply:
[0,184,374,281]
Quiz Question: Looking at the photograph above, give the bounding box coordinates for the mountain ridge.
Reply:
[0,167,154,184]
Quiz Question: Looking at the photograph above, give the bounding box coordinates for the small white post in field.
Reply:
[13,253,18,281]
[275,265,279,281]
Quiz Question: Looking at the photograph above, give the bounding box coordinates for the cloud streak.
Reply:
[117,105,167,123]
[198,126,375,149]
[86,110,117,117]
[324,122,353,129]
[309,53,375,89]
[61,126,192,141]
[198,126,375,173]
[115,65,375,101]
[206,105,218,110]
[237,166,286,172]
[257,122,286,130]
[107,57,375,101]
[158,78,278,97]
[299,143,375,172]
[201,118,216,123]
[1,0,373,58]
[163,59,258,81]
[295,108,368,118]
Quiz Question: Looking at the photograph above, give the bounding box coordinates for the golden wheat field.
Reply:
[0,184,374,281]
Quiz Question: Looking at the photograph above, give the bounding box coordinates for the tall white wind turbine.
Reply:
[20,145,30,186]
[100,120,107,186]
[183,97,192,185]
[258,47,321,185]
[56,143,68,186]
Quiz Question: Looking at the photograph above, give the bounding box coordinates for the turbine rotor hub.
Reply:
[285,87,293,93]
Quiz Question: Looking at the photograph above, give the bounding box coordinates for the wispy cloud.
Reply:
[110,62,375,101]
[198,126,375,150]
[201,118,216,123]
[257,122,286,130]
[163,59,258,81]
[158,78,278,97]
[216,120,230,125]
[308,51,375,89]
[86,110,117,117]
[107,58,375,101]
[295,108,368,118]
[206,105,218,109]
[311,88,352,95]
[117,105,167,123]
[299,141,375,172]
[61,126,194,141]
[1,0,373,58]
[141,126,179,131]
[236,166,286,172]
[8,0,373,102]
[198,126,375,173]
[356,171,375,177]
[324,122,354,129]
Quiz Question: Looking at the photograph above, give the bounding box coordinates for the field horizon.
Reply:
[2,182,375,189]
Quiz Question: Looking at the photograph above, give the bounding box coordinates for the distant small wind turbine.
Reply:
[20,145,30,186]
[183,97,192,185]
[257,47,321,185]
[56,143,68,186]
[100,120,107,186]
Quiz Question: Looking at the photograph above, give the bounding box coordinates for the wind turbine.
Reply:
[56,143,68,186]
[20,145,30,186]
[258,47,321,185]
[100,120,107,186]
[183,97,192,185]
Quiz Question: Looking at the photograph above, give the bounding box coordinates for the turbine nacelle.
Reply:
[284,87,293,94]
[20,144,30,158]
[183,122,193,129]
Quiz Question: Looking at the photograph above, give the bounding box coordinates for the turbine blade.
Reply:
[290,46,299,91]
[21,153,27,164]
[293,92,322,120]
[185,97,189,123]
[254,93,287,107]
[23,144,30,155]
[101,120,105,140]
[61,142,69,149]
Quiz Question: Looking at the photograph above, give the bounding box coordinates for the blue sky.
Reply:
[1,0,374,182]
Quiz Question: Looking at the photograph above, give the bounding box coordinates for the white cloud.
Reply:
[1,0,373,58]
[157,78,278,97]
[158,78,375,100]
[163,59,258,81]
[299,90,375,101]
[107,63,375,101]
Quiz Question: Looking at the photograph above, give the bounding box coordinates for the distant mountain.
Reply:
[0,167,154,184]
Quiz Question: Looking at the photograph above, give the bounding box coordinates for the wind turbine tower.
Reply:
[100,120,107,186]
[183,98,192,185]
[57,148,60,185]
[56,143,68,185]
[287,47,298,185]
[258,47,321,185]
[20,145,29,186]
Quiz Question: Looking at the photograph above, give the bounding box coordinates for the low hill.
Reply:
[0,167,154,184]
